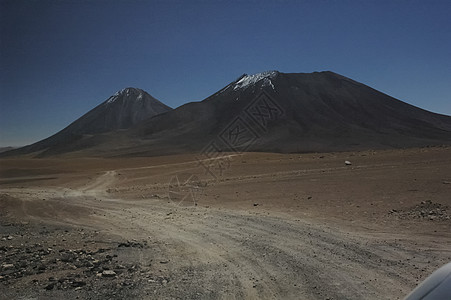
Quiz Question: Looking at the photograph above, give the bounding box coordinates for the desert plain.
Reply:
[0,146,450,299]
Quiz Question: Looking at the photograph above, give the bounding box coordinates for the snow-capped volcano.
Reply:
[125,70,451,156]
[3,87,171,156]
[64,87,171,134]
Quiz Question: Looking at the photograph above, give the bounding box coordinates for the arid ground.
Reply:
[1,147,450,299]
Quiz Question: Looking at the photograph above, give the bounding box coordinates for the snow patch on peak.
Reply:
[233,71,278,91]
[116,87,141,96]
[107,95,119,104]
[113,88,126,96]
[107,88,143,104]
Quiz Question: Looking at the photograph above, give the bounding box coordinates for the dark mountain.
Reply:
[61,87,172,134]
[3,71,451,157]
[109,71,451,156]
[3,87,171,156]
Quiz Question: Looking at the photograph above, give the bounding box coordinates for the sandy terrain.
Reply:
[0,147,450,299]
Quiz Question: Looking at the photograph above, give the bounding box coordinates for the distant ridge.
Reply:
[0,147,16,154]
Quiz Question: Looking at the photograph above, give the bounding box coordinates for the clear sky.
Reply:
[1,0,450,147]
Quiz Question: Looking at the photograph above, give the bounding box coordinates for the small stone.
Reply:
[253,203,259,207]
[159,260,169,264]
[102,270,116,277]
[443,181,450,184]
[72,280,86,287]
[2,264,14,270]
[7,236,13,240]
[345,160,352,165]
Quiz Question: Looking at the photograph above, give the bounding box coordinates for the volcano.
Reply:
[4,87,171,156]
[3,71,451,157]
[112,71,451,156]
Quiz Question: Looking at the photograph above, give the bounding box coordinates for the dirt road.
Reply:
[1,148,450,299]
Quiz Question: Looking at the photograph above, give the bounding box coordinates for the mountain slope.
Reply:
[3,88,171,156]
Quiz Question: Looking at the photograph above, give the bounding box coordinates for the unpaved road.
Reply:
[1,148,451,299]
[0,173,448,299]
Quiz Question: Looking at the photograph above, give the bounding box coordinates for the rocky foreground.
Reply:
[0,221,171,299]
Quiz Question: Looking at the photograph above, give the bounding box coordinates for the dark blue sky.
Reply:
[1,0,450,147]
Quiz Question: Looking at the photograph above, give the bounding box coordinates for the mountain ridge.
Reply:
[2,71,451,157]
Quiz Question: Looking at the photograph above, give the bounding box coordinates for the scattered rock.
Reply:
[72,280,86,287]
[389,200,450,221]
[60,252,76,262]
[44,283,55,290]
[253,203,259,207]
[345,160,352,166]
[102,270,117,277]
[443,181,450,184]
[118,240,144,248]
[2,263,14,270]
